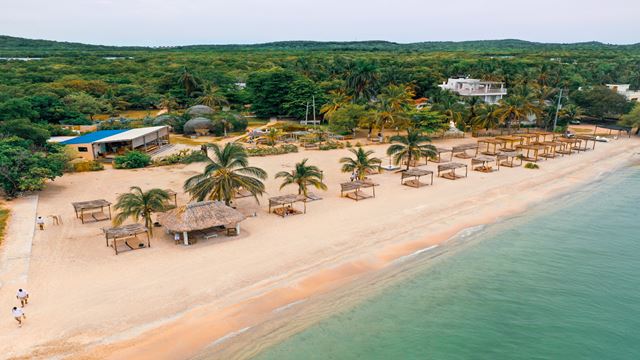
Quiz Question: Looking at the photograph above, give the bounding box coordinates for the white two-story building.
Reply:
[606,84,640,102]
[439,77,507,104]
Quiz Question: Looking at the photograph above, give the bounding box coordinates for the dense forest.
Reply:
[0,35,639,196]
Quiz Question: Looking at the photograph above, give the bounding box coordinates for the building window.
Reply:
[78,147,88,152]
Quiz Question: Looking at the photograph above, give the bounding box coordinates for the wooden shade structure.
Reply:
[340,180,378,201]
[401,168,434,188]
[530,131,554,142]
[535,141,563,159]
[471,155,499,172]
[516,144,547,162]
[594,124,632,138]
[497,151,522,167]
[516,133,538,145]
[429,147,453,163]
[159,201,246,245]
[103,223,149,255]
[478,138,506,156]
[268,194,308,217]
[452,143,479,159]
[437,162,468,180]
[575,135,597,151]
[554,137,578,155]
[72,199,112,224]
[496,135,523,150]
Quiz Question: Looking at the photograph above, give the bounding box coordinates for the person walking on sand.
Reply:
[16,289,29,307]
[12,307,26,327]
[36,216,45,230]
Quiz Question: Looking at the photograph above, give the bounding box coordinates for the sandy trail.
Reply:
[0,135,638,359]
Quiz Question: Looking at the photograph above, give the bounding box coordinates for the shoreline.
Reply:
[67,141,640,360]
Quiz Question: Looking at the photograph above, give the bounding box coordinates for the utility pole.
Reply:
[552,88,563,132]
[312,96,317,129]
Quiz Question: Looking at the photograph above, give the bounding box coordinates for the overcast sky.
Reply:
[1,0,637,46]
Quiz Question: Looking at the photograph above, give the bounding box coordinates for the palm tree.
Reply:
[560,104,584,124]
[339,147,382,181]
[473,104,500,130]
[386,129,437,170]
[275,159,327,197]
[262,127,281,146]
[113,187,171,236]
[178,67,199,97]
[184,143,267,205]
[345,60,379,102]
[197,84,229,110]
[158,95,178,112]
[495,93,541,130]
[320,90,352,120]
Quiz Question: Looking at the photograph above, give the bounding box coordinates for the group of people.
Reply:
[11,288,29,327]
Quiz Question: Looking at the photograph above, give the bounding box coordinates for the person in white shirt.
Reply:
[36,216,45,230]
[12,307,26,327]
[16,289,29,307]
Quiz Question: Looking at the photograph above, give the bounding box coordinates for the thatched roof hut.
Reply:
[159,201,246,234]
[183,117,214,134]
[186,105,214,117]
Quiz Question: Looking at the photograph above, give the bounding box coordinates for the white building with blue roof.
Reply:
[61,126,170,161]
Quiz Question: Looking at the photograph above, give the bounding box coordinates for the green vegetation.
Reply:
[114,151,151,169]
[619,103,640,135]
[153,149,209,166]
[340,147,382,181]
[113,187,172,236]
[184,143,267,205]
[275,158,327,196]
[387,129,437,170]
[69,159,104,172]
[524,163,540,169]
[0,206,9,245]
[246,144,298,157]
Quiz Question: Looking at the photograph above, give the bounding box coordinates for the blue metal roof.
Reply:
[61,130,128,145]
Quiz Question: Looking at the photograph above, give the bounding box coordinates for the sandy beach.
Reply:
[0,134,638,359]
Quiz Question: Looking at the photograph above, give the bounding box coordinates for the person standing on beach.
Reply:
[12,307,26,327]
[36,216,45,230]
[16,289,29,307]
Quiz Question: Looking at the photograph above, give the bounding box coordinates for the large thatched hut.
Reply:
[159,201,246,245]
[186,105,214,117]
[183,117,215,135]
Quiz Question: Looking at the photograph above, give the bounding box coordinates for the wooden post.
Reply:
[183,232,189,246]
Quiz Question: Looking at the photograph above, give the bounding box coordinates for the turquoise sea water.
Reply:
[254,167,640,360]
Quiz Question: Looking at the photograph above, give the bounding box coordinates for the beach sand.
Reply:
[0,134,638,359]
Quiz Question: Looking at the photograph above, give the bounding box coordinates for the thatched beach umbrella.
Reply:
[183,117,214,135]
[159,201,246,245]
[186,105,214,117]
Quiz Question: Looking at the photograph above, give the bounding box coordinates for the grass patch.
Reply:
[0,207,9,245]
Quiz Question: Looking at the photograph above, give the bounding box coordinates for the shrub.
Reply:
[247,144,298,157]
[524,162,539,169]
[345,141,352,148]
[114,151,151,169]
[318,140,345,151]
[71,160,104,172]
[153,149,208,166]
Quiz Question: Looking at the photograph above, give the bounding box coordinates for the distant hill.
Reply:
[1,35,639,55]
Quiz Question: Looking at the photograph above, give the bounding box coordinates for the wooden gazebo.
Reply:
[430,147,453,163]
[554,138,578,155]
[517,133,538,145]
[452,143,479,159]
[496,135,523,150]
[437,163,468,180]
[471,155,499,172]
[72,199,112,224]
[268,194,308,217]
[478,138,506,156]
[401,169,434,188]
[531,131,554,142]
[159,201,246,245]
[535,141,563,159]
[575,135,597,151]
[340,181,378,201]
[516,144,547,162]
[497,151,522,167]
[103,224,150,255]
